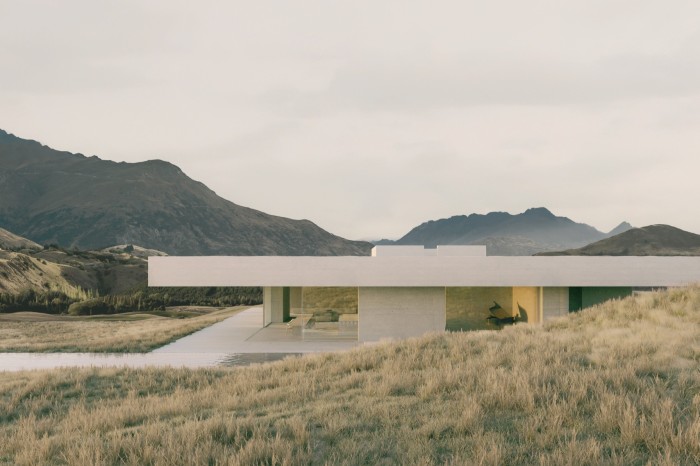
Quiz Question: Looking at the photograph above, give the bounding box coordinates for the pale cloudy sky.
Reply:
[1,1,699,240]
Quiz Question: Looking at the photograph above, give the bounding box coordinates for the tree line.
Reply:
[0,284,262,315]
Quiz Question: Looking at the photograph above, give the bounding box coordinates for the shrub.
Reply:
[67,298,115,316]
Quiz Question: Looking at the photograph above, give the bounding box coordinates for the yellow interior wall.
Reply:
[512,287,542,324]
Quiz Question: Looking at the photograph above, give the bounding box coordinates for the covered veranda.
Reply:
[149,246,700,342]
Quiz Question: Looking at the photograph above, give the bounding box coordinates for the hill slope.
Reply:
[0,240,261,314]
[2,286,699,464]
[0,129,370,255]
[390,207,631,255]
[0,246,147,296]
[538,224,700,256]
[0,227,40,250]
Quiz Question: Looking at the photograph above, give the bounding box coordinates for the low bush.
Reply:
[67,298,115,316]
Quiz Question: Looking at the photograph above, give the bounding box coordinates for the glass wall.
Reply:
[296,287,358,341]
[446,287,515,331]
[543,287,569,320]
[568,287,633,311]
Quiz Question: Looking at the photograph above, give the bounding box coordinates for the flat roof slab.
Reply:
[149,256,700,287]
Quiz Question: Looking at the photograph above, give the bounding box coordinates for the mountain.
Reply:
[0,129,370,255]
[386,208,631,255]
[469,235,554,256]
[537,225,700,256]
[0,227,40,250]
[606,221,634,237]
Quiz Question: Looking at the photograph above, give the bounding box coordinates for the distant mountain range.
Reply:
[4,129,696,259]
[0,129,370,256]
[377,208,633,255]
[537,225,700,256]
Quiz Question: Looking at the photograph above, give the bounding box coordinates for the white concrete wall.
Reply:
[371,245,437,256]
[358,287,446,342]
[543,287,569,320]
[263,286,284,326]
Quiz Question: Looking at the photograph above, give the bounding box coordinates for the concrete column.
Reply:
[358,287,446,342]
[289,287,302,315]
[282,287,291,322]
[263,287,270,326]
[263,286,285,326]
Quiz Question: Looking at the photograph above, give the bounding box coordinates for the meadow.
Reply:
[0,306,247,353]
[0,287,699,464]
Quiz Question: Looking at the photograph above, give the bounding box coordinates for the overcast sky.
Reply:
[2,1,699,240]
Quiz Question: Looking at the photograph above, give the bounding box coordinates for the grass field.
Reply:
[1,287,699,464]
[0,306,247,353]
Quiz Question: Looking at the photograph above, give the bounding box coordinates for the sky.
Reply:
[1,1,699,240]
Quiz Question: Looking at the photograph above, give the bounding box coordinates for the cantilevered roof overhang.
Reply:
[148,256,700,288]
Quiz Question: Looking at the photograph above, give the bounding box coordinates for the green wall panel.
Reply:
[582,287,633,309]
[569,287,583,312]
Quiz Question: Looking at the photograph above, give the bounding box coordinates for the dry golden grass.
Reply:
[1,288,700,464]
[0,250,93,297]
[0,307,247,353]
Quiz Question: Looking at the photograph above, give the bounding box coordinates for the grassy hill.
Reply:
[0,249,89,297]
[0,242,260,314]
[0,245,148,299]
[0,128,371,256]
[0,227,40,250]
[538,224,700,256]
[1,286,699,464]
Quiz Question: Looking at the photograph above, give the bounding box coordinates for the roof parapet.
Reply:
[436,245,487,256]
[371,245,486,257]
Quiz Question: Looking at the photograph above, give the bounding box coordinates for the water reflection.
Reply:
[0,352,305,372]
[218,353,302,367]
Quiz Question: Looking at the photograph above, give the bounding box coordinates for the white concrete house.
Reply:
[148,246,700,342]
